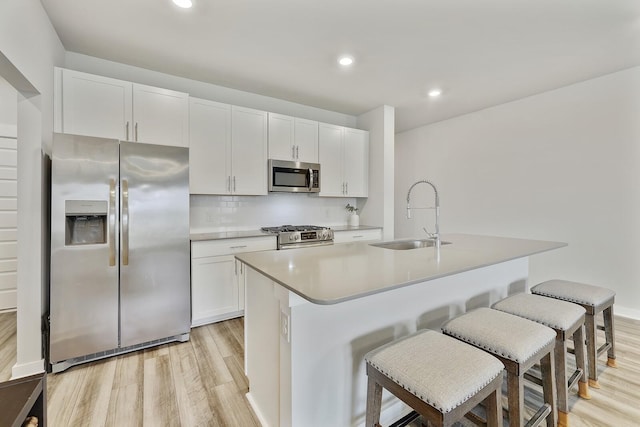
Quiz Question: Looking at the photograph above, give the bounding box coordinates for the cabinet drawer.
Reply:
[333,229,382,244]
[192,236,276,258]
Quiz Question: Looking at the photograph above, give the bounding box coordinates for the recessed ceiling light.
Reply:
[338,56,354,66]
[428,89,442,97]
[173,0,192,8]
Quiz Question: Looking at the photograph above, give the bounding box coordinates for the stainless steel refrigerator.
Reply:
[49,133,190,372]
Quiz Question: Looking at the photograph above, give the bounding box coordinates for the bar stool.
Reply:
[364,329,504,427]
[531,279,616,388]
[442,308,557,427]
[492,293,589,427]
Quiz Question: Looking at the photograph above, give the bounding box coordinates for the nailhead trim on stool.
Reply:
[442,308,557,427]
[364,329,504,427]
[493,293,590,427]
[531,280,617,389]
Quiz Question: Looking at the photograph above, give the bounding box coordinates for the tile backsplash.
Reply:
[190,193,357,232]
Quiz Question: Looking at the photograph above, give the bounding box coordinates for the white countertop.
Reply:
[190,225,381,241]
[235,233,566,305]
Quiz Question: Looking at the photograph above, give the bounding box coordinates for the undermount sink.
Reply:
[370,239,452,250]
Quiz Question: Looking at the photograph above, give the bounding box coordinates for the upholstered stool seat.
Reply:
[531,280,616,388]
[364,329,504,427]
[493,293,589,427]
[442,307,557,427]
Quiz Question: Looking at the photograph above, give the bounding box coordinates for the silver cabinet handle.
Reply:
[227,176,231,192]
[233,176,236,192]
[125,122,130,141]
[134,122,138,142]
[235,259,238,275]
[345,182,348,195]
[292,146,296,159]
[342,182,346,195]
[108,179,116,266]
[353,235,364,239]
[296,146,299,159]
[230,245,247,249]
[122,179,129,266]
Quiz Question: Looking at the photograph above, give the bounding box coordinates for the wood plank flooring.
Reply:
[1,312,639,426]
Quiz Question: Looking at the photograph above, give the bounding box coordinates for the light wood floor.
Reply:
[0,312,639,426]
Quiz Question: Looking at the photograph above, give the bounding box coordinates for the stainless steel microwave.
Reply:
[268,159,320,193]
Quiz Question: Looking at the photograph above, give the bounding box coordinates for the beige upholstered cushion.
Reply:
[442,308,556,363]
[365,329,503,414]
[492,293,585,331]
[531,280,615,307]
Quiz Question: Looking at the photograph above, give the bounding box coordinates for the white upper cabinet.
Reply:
[58,68,132,141]
[232,106,268,195]
[189,98,232,194]
[294,118,319,163]
[132,83,188,147]
[318,123,345,197]
[318,123,368,197]
[343,128,369,197]
[268,113,295,160]
[268,113,318,163]
[189,100,267,195]
[54,68,189,147]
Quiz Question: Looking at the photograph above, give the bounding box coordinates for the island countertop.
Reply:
[235,233,566,305]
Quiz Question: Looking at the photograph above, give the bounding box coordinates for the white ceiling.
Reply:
[40,0,640,132]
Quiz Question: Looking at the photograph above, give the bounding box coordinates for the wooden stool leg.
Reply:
[603,306,617,367]
[484,385,503,427]
[507,371,524,427]
[540,351,557,427]
[584,313,600,388]
[365,376,383,427]
[573,325,590,399]
[554,336,569,425]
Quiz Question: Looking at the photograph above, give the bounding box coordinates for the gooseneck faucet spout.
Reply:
[406,180,440,248]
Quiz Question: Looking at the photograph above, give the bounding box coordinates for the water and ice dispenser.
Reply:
[64,200,108,245]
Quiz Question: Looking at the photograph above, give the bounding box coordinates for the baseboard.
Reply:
[245,392,270,427]
[11,359,45,379]
[615,305,640,321]
[0,289,17,311]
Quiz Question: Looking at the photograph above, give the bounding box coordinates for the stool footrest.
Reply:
[524,371,543,387]
[389,410,420,427]
[568,368,583,390]
[597,342,612,357]
[525,403,552,427]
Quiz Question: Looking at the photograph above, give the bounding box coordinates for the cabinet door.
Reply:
[132,84,189,147]
[343,128,369,197]
[294,118,319,163]
[61,69,132,140]
[189,98,232,194]
[333,229,381,244]
[191,255,239,327]
[318,123,345,197]
[268,113,294,161]
[231,106,268,195]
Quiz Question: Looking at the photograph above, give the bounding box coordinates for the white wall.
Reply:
[357,105,395,239]
[395,66,640,318]
[0,0,65,377]
[0,77,17,137]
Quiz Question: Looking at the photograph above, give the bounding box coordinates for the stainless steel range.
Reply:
[261,225,334,249]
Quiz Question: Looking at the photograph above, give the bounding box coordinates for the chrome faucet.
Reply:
[406,180,440,248]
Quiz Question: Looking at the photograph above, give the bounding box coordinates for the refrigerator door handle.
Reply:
[109,178,116,266]
[122,179,129,265]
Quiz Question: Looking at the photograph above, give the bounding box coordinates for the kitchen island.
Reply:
[235,233,566,427]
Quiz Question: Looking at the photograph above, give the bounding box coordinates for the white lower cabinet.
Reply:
[191,236,276,326]
[333,228,382,244]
